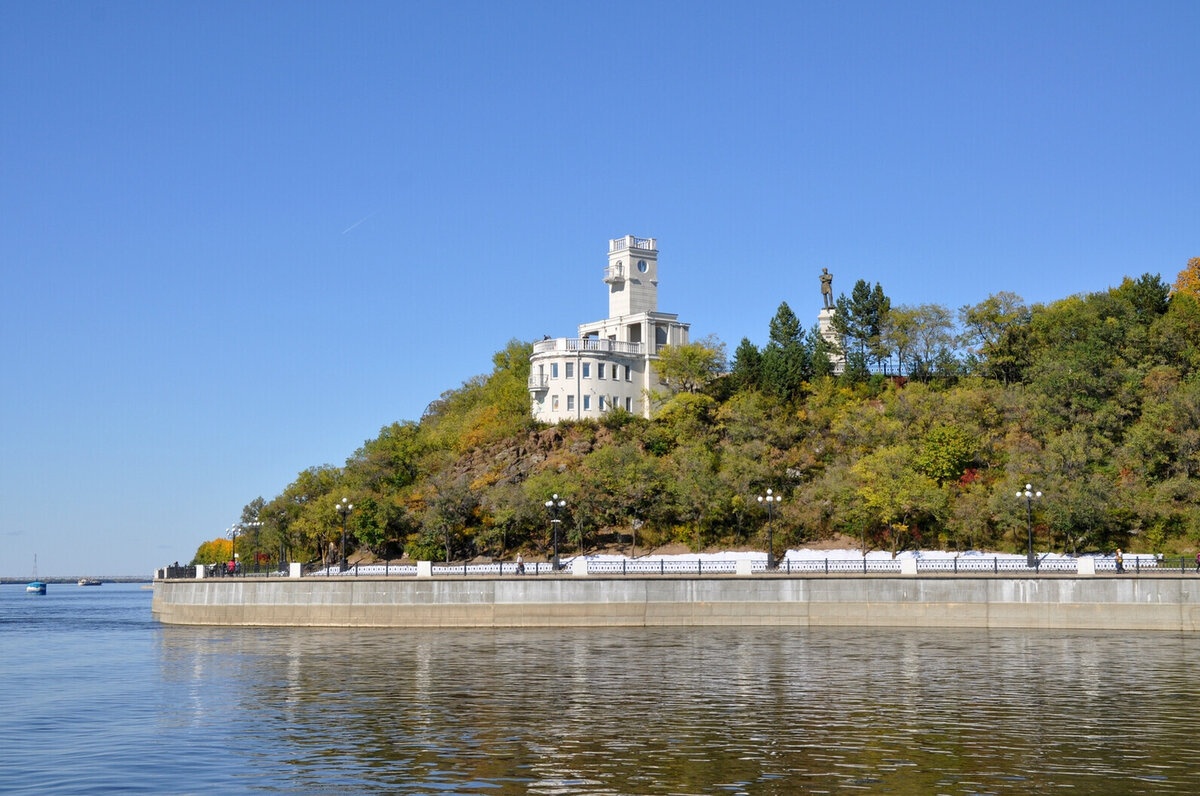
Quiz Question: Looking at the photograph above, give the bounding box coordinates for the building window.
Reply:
[565,362,574,379]
[567,395,575,410]
[583,395,591,410]
[582,362,590,378]
[551,363,559,378]
[552,395,559,410]
[598,364,605,380]
[599,396,606,410]
[625,397,632,411]
[624,365,632,382]
[611,364,618,380]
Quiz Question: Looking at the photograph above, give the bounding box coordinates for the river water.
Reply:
[3,583,1197,794]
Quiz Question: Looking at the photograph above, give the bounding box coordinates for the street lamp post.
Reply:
[336,497,354,573]
[757,489,782,570]
[1016,484,1042,568]
[544,494,566,570]
[277,512,287,573]
[227,525,238,575]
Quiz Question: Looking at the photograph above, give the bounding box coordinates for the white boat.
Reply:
[78,578,102,587]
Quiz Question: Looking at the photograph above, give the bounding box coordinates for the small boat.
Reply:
[78,578,102,587]
[27,555,47,594]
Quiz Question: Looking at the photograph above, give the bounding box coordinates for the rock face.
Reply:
[446,424,616,488]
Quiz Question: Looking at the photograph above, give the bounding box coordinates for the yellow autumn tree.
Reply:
[1173,257,1200,298]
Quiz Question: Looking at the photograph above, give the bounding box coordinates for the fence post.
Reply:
[994,557,998,574]
[661,560,665,576]
[863,556,867,574]
[698,559,702,575]
[622,559,626,576]
[825,558,829,575]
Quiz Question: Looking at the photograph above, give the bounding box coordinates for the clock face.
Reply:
[637,260,648,273]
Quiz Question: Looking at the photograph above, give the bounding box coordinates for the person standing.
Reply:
[1115,548,1124,573]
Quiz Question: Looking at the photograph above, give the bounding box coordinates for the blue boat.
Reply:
[26,555,46,594]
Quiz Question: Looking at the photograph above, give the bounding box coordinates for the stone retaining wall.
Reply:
[151,575,1200,631]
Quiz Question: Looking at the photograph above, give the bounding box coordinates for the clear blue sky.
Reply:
[2,1,1196,576]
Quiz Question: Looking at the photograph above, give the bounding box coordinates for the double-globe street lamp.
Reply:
[226,525,240,575]
[1016,484,1042,568]
[757,488,782,570]
[336,497,354,573]
[544,494,566,571]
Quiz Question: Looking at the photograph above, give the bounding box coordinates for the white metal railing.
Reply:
[186,553,1175,580]
[528,374,549,390]
[532,338,643,356]
[609,235,656,253]
[295,555,1167,579]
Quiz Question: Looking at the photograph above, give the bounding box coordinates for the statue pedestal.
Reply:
[818,308,845,374]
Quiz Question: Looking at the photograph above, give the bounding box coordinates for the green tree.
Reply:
[959,292,1031,385]
[851,444,947,554]
[888,303,957,382]
[834,280,891,377]
[914,425,976,485]
[655,334,727,394]
[760,302,811,401]
[729,337,762,391]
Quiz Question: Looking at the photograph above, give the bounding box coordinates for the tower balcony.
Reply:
[609,235,657,253]
[528,374,549,392]
[603,263,625,284]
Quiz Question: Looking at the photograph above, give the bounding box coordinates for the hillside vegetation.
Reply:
[196,260,1200,566]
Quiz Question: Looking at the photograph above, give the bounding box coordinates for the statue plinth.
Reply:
[818,307,845,375]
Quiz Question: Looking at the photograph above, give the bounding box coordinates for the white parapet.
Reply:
[417,561,433,578]
[900,558,918,575]
[1077,557,1097,576]
[289,562,302,578]
[196,565,206,579]
[736,559,753,576]
[572,558,589,576]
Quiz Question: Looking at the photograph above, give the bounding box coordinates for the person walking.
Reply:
[1115,548,1125,573]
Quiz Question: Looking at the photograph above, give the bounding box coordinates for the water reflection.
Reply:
[156,626,1200,794]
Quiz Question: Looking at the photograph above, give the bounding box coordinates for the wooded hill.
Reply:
[194,259,1200,567]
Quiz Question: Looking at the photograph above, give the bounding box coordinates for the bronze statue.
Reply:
[820,268,834,310]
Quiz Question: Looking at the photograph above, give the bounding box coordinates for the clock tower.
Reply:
[604,235,658,317]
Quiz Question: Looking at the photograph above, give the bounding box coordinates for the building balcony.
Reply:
[603,263,625,284]
[528,374,549,392]
[609,235,657,253]
[532,338,644,356]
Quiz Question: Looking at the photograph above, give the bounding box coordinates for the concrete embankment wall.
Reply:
[152,575,1200,631]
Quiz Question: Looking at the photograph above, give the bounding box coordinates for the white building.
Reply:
[529,235,690,422]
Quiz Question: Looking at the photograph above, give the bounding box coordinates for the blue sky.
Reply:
[2,1,1197,576]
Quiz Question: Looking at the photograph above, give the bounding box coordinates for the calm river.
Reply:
[3,583,1197,794]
